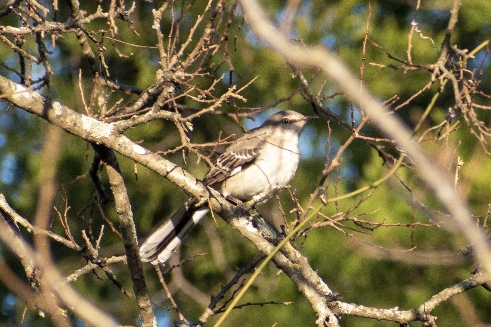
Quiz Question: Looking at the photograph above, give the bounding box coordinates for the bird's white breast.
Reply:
[220,130,300,200]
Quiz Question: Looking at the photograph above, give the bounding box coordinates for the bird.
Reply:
[139,110,316,264]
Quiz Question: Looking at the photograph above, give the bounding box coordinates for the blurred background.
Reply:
[1,0,491,326]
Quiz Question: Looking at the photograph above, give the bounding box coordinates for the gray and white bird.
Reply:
[139,110,316,264]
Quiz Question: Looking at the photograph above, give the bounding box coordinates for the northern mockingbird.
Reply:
[140,110,316,264]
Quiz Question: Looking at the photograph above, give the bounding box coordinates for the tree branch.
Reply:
[93,144,156,327]
[0,75,207,202]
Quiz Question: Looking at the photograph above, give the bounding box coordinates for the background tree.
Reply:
[0,0,490,326]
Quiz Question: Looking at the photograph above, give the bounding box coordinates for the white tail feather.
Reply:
[139,200,209,264]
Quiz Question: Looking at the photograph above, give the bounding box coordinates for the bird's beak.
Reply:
[304,115,318,121]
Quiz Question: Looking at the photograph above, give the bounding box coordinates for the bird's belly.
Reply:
[220,148,299,200]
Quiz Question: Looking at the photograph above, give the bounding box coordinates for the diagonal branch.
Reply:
[0,75,207,202]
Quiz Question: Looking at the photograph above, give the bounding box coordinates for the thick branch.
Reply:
[213,196,340,326]
[0,75,207,202]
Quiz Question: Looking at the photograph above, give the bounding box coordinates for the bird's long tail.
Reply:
[139,199,209,264]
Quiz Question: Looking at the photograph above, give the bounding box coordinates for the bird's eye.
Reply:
[282,118,290,124]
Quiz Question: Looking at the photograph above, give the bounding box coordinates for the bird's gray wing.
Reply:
[203,133,265,185]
